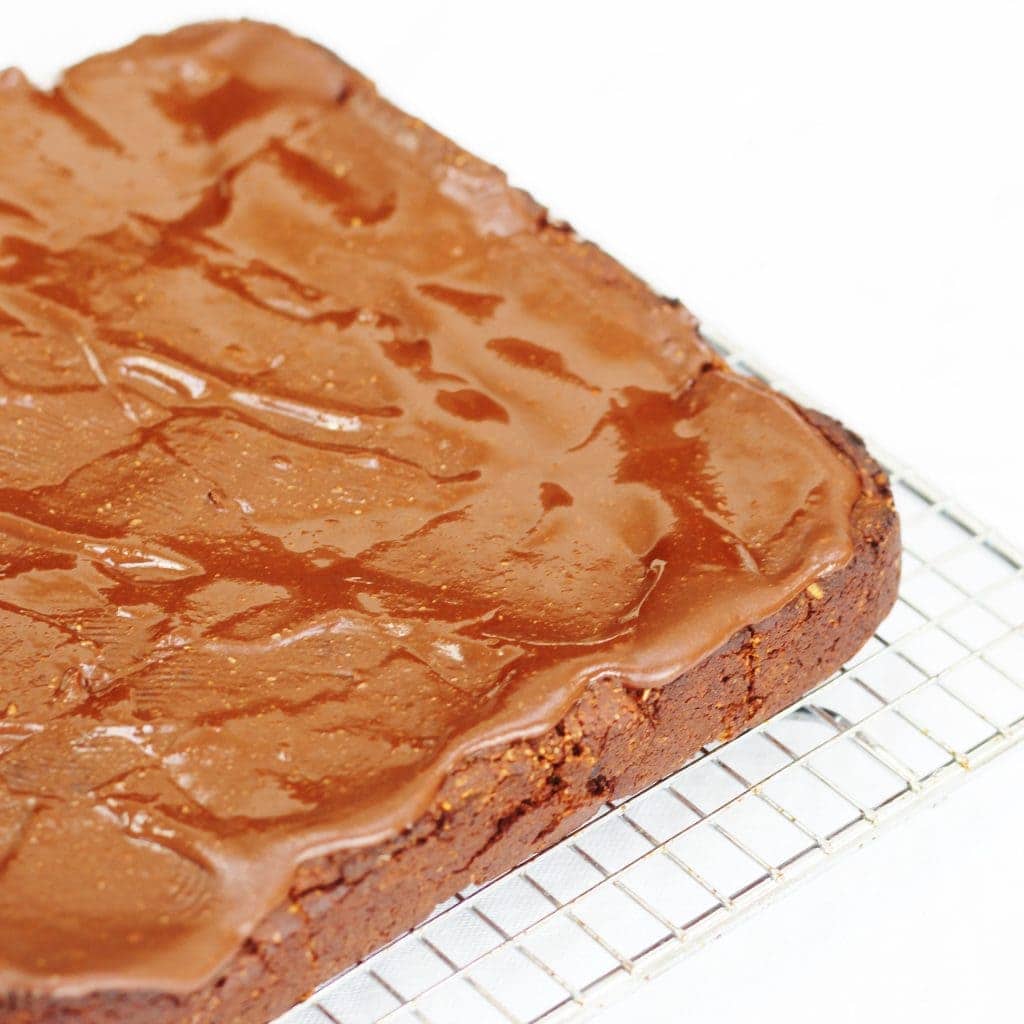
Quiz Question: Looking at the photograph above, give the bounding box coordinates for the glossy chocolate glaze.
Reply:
[0,22,860,996]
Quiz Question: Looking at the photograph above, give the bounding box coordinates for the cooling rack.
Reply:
[277,328,1024,1024]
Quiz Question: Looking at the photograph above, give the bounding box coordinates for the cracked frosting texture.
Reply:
[0,22,860,996]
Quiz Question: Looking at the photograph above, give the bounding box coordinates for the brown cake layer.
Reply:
[0,20,899,1023]
[2,413,899,1024]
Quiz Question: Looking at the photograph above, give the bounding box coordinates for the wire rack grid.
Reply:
[277,328,1024,1024]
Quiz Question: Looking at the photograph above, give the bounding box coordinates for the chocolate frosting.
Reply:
[0,22,859,996]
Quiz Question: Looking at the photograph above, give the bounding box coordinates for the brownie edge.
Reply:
[3,409,899,1024]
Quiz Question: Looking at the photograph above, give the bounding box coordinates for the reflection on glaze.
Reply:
[0,22,860,997]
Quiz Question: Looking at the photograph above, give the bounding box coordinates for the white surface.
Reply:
[4,3,1022,1021]
[595,742,1024,1024]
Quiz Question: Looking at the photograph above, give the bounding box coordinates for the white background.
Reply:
[4,3,1022,1021]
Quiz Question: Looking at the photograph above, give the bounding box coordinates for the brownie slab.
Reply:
[0,21,898,1023]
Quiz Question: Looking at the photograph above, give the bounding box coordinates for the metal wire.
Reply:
[276,329,1024,1024]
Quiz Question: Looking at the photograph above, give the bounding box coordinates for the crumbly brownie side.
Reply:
[3,411,899,1024]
